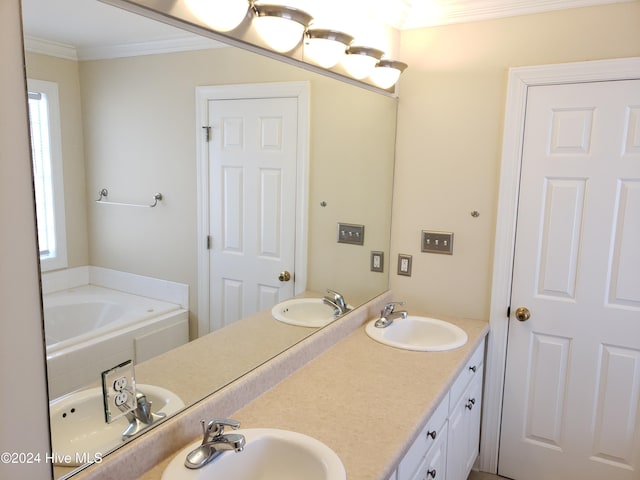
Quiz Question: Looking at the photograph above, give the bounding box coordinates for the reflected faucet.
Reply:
[185,419,245,469]
[374,301,408,328]
[120,390,166,439]
[323,289,350,315]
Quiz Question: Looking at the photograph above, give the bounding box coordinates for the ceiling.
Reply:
[21,0,633,57]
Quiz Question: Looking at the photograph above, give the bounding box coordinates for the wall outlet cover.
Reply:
[371,251,384,272]
[101,359,137,423]
[397,254,412,276]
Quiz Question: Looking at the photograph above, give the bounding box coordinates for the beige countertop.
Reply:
[140,314,488,480]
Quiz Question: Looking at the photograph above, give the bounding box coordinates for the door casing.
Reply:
[195,82,310,338]
[479,57,640,473]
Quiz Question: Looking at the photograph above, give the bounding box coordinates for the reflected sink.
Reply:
[365,315,468,351]
[50,384,184,466]
[162,428,346,480]
[272,298,342,328]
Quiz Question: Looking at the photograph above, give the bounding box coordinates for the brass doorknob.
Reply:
[278,271,291,282]
[515,306,531,322]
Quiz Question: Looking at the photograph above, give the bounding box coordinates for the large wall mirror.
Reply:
[21,0,397,477]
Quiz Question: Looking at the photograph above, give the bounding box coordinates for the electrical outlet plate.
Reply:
[337,223,365,246]
[397,254,412,276]
[371,251,384,272]
[101,360,136,423]
[421,230,454,255]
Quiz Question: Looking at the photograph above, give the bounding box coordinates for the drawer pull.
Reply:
[426,468,437,479]
[426,430,437,440]
[465,398,476,410]
[469,365,477,373]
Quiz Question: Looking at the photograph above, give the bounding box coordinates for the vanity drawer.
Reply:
[397,391,449,480]
[449,339,484,412]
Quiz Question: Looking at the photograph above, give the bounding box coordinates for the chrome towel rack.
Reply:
[95,188,163,208]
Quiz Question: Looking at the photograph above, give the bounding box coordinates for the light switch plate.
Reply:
[397,254,412,276]
[421,230,454,255]
[337,223,365,245]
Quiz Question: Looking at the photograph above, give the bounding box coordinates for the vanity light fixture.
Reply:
[371,59,409,89]
[251,3,313,53]
[184,0,249,32]
[304,29,354,69]
[341,46,384,80]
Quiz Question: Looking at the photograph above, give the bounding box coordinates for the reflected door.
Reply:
[499,80,640,479]
[209,97,298,330]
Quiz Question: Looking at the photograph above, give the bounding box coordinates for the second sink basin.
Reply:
[162,428,346,480]
[50,384,184,466]
[271,298,341,328]
[365,315,468,351]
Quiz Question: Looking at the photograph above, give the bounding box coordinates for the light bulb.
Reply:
[371,60,408,89]
[185,0,248,32]
[252,4,313,53]
[304,29,353,68]
[342,46,383,80]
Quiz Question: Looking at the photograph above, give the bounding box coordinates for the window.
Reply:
[27,79,67,271]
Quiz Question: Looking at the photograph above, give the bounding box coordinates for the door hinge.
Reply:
[206,235,212,249]
[203,126,212,142]
[506,305,511,318]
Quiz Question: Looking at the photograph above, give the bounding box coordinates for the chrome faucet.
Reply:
[184,419,246,469]
[374,301,408,328]
[323,289,350,315]
[120,390,166,439]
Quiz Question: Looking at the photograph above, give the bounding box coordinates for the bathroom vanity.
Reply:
[390,340,485,480]
[68,294,488,480]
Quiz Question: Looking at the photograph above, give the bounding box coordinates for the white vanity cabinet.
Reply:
[446,350,483,480]
[396,391,449,480]
[390,339,485,480]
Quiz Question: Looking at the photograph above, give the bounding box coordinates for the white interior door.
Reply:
[499,79,640,479]
[208,96,298,331]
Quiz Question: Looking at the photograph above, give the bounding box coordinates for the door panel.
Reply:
[499,79,640,479]
[209,97,298,330]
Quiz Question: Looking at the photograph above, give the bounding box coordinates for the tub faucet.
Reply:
[185,419,245,469]
[120,390,166,439]
[374,301,408,328]
[323,289,350,315]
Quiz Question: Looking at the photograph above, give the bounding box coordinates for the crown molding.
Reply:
[24,35,78,60]
[400,0,635,29]
[24,34,226,61]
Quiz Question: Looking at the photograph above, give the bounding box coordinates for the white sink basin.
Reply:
[162,428,346,480]
[365,315,468,351]
[271,298,341,328]
[50,384,184,466]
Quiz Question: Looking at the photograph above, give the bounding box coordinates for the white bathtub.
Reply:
[44,285,189,399]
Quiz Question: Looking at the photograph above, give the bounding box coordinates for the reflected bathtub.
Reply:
[44,285,188,399]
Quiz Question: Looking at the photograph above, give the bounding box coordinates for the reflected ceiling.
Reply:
[22,0,632,59]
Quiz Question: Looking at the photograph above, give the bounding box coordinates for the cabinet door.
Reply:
[397,393,449,480]
[413,425,448,480]
[446,368,483,480]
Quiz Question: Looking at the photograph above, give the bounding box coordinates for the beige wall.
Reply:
[390,2,640,320]
[0,1,51,477]
[26,52,89,268]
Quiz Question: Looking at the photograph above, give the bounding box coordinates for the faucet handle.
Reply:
[382,301,405,315]
[326,289,346,307]
[201,418,240,442]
